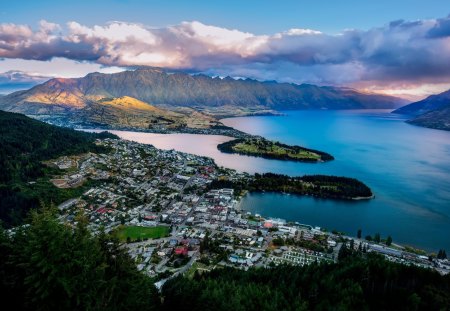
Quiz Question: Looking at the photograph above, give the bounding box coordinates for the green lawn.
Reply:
[115,225,170,242]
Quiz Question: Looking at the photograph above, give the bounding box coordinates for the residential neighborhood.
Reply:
[44,138,449,284]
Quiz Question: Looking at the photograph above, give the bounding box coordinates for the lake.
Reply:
[98,110,450,252]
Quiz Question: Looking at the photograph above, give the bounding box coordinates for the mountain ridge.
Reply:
[393,89,450,131]
[394,89,450,116]
[0,68,407,115]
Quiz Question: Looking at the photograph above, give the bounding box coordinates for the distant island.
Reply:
[217,138,334,162]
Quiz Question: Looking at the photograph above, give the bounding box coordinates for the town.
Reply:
[45,138,450,287]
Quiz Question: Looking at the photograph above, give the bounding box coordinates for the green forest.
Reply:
[0,110,116,226]
[1,207,449,311]
[210,173,373,199]
[161,253,450,311]
[0,207,160,311]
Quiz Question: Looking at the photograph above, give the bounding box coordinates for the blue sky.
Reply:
[2,0,449,34]
[1,0,450,98]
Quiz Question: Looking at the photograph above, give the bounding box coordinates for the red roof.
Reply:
[96,207,108,214]
[174,246,188,256]
[263,221,274,228]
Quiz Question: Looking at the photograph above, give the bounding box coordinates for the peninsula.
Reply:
[217,137,334,162]
[210,173,373,200]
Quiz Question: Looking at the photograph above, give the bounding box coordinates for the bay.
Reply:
[95,109,450,251]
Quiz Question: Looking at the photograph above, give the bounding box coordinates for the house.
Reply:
[174,246,189,256]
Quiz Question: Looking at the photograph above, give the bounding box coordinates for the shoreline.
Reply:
[248,190,375,201]
[24,109,450,253]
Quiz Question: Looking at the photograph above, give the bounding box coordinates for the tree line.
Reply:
[209,173,373,199]
[162,252,450,311]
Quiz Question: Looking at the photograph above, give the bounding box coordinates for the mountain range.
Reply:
[394,89,450,131]
[0,68,407,130]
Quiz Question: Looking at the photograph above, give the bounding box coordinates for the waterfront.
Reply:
[99,110,450,251]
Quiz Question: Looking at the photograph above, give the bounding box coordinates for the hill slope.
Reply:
[394,89,450,116]
[162,254,450,310]
[0,110,115,225]
[0,68,406,115]
[76,96,220,129]
[394,89,450,131]
[408,105,450,130]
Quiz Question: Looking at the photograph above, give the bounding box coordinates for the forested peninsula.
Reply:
[210,173,373,200]
[217,138,334,162]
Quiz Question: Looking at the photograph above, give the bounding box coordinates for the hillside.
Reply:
[162,254,450,310]
[408,105,450,130]
[394,89,450,131]
[0,110,116,225]
[0,68,406,117]
[0,208,160,310]
[75,96,220,129]
[394,89,450,116]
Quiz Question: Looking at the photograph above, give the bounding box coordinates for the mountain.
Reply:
[393,89,450,131]
[394,89,450,116]
[0,68,406,117]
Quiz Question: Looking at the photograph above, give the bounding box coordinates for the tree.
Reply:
[338,243,352,260]
[0,206,160,310]
[357,229,362,239]
[200,232,211,253]
[161,253,450,311]
[365,235,372,242]
[437,249,447,259]
[374,233,381,243]
[272,237,285,246]
[386,235,393,246]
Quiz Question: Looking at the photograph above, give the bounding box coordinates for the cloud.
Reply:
[1,17,450,89]
[0,70,51,94]
[0,70,51,83]
[0,58,126,94]
[427,15,450,38]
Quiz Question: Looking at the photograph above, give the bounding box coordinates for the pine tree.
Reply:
[1,206,160,310]
[386,235,393,246]
[374,233,381,243]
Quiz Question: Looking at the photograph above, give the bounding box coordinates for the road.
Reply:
[154,250,199,290]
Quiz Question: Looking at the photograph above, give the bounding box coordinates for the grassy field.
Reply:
[115,225,170,242]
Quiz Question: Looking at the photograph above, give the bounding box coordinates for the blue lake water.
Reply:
[100,110,450,251]
[223,110,450,252]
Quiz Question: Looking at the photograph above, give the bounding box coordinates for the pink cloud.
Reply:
[0,16,450,89]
